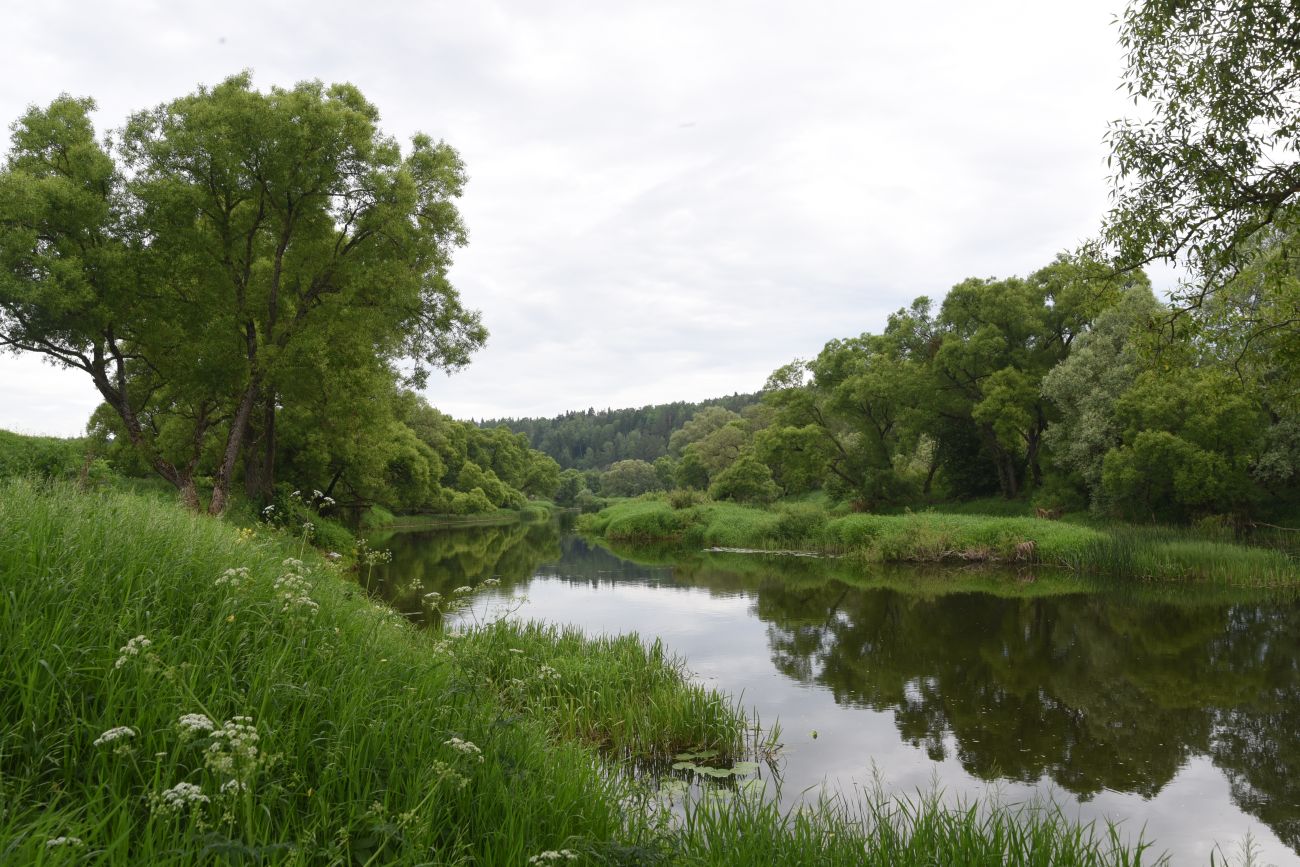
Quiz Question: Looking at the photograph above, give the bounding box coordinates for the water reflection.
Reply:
[364,520,1300,861]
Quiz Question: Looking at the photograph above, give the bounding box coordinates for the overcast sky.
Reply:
[0,0,1137,436]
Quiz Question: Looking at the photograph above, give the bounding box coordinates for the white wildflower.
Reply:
[452,585,473,595]
[321,496,336,506]
[480,578,501,587]
[274,569,318,620]
[152,781,209,815]
[537,664,561,681]
[45,837,84,849]
[443,737,484,763]
[282,558,304,570]
[114,635,152,669]
[422,591,442,601]
[289,490,302,500]
[219,779,247,796]
[93,726,136,747]
[176,713,216,739]
[262,505,276,515]
[429,759,470,790]
[215,567,250,589]
[312,489,323,500]
[528,850,579,864]
[204,717,262,780]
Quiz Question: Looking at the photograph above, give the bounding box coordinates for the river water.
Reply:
[363,516,1300,865]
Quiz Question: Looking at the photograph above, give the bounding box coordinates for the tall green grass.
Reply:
[580,499,1105,566]
[1065,526,1298,585]
[0,480,1170,864]
[0,480,734,864]
[580,498,1299,584]
[675,785,1165,867]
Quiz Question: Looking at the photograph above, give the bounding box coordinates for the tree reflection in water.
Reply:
[369,523,1300,851]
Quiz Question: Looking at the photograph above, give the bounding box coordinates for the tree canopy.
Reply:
[0,75,487,513]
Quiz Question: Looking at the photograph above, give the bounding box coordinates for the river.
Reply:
[363,515,1300,865]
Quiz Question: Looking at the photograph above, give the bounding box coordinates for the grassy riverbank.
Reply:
[361,501,554,531]
[579,498,1298,584]
[1,480,1168,864]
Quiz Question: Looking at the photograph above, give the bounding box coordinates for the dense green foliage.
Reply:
[581,497,1297,583]
[0,75,568,517]
[0,428,87,480]
[601,249,1299,529]
[483,393,756,470]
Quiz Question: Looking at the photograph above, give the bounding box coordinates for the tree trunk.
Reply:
[179,478,201,512]
[1025,407,1046,489]
[209,379,261,516]
[87,343,206,511]
[979,423,1019,499]
[922,450,940,496]
[260,393,277,498]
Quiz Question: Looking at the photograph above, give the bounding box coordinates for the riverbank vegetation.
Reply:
[580,497,1297,584]
[0,480,1169,864]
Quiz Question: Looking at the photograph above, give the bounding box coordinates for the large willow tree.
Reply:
[0,74,485,513]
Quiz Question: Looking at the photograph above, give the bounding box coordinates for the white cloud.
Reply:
[0,0,1129,435]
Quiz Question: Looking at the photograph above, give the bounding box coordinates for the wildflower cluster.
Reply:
[443,736,484,763]
[176,713,216,740]
[528,850,579,864]
[273,559,319,621]
[291,488,336,508]
[150,781,209,816]
[93,726,136,748]
[45,837,85,849]
[358,544,393,568]
[114,635,154,670]
[219,779,247,796]
[214,567,250,590]
[536,664,561,682]
[429,759,470,790]
[204,716,263,781]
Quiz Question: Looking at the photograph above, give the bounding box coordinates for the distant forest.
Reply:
[481,394,757,470]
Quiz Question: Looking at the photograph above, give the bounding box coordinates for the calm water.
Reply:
[364,517,1300,865]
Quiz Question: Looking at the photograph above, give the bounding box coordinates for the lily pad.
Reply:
[697,766,735,778]
[673,750,719,762]
[730,761,760,775]
[671,761,697,771]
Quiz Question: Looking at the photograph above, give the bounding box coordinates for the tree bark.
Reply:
[209,378,261,516]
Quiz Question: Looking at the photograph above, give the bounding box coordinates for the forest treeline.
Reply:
[481,393,756,470]
[552,252,1299,526]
